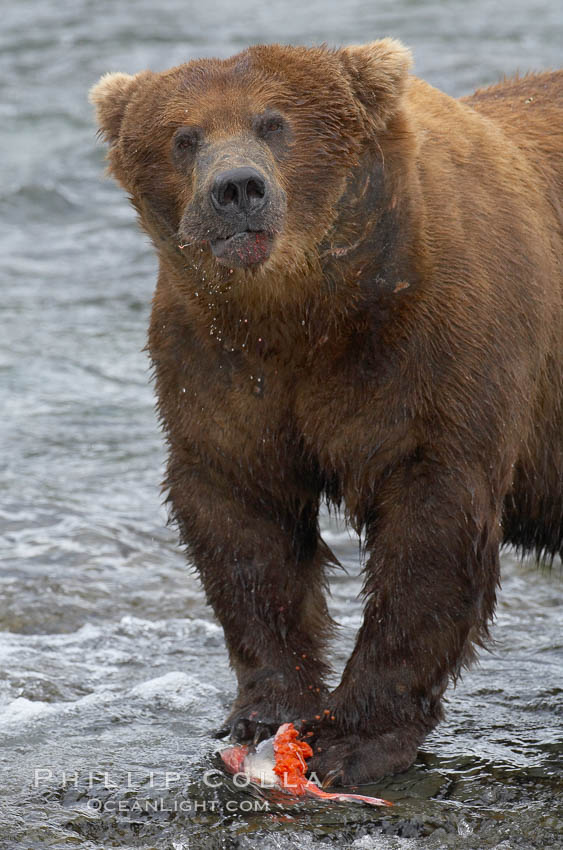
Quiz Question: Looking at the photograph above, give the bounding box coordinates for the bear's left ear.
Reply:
[340,38,413,131]
[89,71,145,143]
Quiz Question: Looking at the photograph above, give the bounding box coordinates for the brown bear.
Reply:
[90,40,563,785]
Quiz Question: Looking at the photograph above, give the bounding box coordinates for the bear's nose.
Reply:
[211,167,267,214]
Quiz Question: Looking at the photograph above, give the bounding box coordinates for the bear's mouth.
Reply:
[210,230,273,268]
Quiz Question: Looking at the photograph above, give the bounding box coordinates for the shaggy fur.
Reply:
[90,41,563,785]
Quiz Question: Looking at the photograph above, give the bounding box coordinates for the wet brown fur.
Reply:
[90,42,563,785]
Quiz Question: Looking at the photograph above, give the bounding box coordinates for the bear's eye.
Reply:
[254,111,285,140]
[171,126,202,169]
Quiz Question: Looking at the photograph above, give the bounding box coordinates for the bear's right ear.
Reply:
[340,38,412,131]
[89,72,141,143]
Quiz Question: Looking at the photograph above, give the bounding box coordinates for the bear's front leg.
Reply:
[169,466,334,743]
[306,463,502,785]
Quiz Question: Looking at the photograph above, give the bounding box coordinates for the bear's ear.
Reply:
[340,38,412,131]
[89,72,141,143]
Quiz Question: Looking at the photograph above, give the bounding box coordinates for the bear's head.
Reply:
[90,40,411,285]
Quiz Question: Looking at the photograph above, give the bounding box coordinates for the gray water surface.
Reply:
[1,1,562,848]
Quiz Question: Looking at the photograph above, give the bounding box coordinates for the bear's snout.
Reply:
[211,167,267,216]
[177,143,286,269]
[207,166,274,267]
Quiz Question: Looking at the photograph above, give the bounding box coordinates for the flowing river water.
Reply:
[1,1,562,848]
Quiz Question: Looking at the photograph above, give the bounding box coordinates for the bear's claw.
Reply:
[225,712,282,745]
[306,729,420,786]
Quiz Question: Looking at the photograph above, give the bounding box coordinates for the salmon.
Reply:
[220,722,392,807]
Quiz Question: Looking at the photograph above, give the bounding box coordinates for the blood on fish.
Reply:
[220,722,392,808]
